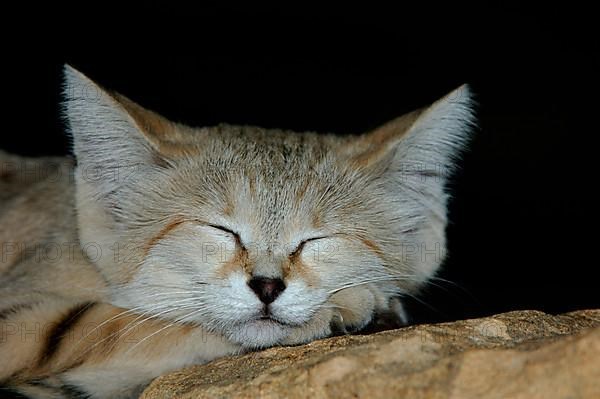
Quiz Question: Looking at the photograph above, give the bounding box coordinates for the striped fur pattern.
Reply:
[0,66,475,398]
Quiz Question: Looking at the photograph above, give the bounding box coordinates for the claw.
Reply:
[329,312,349,336]
[391,298,409,326]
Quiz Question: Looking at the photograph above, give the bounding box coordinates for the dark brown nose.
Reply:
[248,277,286,304]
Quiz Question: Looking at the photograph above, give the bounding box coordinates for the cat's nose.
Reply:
[248,277,286,304]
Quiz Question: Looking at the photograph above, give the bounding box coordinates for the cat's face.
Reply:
[63,66,474,347]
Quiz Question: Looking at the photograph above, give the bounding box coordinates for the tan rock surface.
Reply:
[141,310,600,398]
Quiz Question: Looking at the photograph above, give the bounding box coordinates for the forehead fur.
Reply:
[146,124,377,238]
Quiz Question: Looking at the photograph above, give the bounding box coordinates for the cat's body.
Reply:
[0,66,474,398]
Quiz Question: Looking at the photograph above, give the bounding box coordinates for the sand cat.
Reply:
[0,66,474,398]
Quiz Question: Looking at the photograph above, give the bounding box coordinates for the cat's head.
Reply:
[62,65,474,348]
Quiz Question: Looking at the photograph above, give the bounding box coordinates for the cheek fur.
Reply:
[301,237,383,292]
[112,223,239,314]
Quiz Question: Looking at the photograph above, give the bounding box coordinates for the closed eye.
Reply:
[289,236,329,257]
[208,224,246,250]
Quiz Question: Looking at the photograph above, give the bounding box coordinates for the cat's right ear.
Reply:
[62,65,190,265]
[62,65,178,199]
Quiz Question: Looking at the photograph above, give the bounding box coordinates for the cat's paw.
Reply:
[360,298,410,334]
[327,287,377,334]
[330,296,409,336]
[329,312,349,336]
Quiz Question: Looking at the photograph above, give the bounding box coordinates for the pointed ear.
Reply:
[62,65,181,198]
[350,84,475,251]
[346,85,476,284]
[62,66,192,267]
[351,84,475,176]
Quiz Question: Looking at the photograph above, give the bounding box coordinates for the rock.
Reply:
[141,310,600,399]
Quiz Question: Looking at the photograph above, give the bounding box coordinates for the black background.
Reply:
[3,5,597,324]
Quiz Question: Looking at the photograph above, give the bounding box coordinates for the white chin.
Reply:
[228,319,289,348]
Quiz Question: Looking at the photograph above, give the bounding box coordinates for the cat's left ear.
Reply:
[349,85,476,175]
[344,85,476,283]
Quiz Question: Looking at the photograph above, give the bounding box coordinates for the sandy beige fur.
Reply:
[0,66,474,398]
